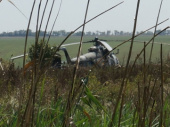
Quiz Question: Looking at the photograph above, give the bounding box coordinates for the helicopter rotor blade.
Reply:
[103,39,170,46]
[60,41,93,47]
[11,53,28,60]
[0,60,3,71]
[61,42,81,47]
[133,40,170,46]
[11,41,90,61]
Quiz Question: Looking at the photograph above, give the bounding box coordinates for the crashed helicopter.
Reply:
[11,37,119,68]
[59,37,119,67]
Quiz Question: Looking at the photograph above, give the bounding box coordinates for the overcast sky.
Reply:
[0,0,170,33]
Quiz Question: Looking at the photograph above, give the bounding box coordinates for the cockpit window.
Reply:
[88,47,97,52]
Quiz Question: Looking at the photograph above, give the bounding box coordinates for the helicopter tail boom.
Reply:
[59,47,72,64]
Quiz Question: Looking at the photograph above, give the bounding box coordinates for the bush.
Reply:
[28,40,59,63]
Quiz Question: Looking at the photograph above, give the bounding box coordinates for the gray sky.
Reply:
[0,0,170,33]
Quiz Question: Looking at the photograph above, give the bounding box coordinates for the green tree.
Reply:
[28,40,58,64]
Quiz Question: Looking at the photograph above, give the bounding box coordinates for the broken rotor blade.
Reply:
[60,41,93,47]
[133,40,170,46]
[61,42,81,47]
[11,53,28,60]
[0,61,3,71]
[109,39,170,46]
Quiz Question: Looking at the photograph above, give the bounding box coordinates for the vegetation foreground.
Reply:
[0,59,170,127]
[1,0,170,126]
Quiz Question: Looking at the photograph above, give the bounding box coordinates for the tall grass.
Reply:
[1,62,170,126]
[1,0,170,127]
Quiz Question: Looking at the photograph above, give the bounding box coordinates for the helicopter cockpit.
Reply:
[88,46,98,52]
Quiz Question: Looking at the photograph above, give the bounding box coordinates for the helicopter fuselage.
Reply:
[59,38,119,67]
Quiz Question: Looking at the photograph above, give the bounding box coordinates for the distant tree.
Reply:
[53,31,60,36]
[18,30,26,36]
[14,31,19,36]
[156,30,161,35]
[166,30,170,35]
[74,31,84,36]
[96,30,100,36]
[0,32,7,36]
[114,30,119,36]
[2,29,166,37]
[106,30,111,36]
[146,31,153,35]
[39,30,44,36]
[28,29,33,36]
[8,32,14,36]
[58,30,66,36]
[120,31,124,35]
[86,31,92,36]
[100,32,105,36]
[92,32,96,36]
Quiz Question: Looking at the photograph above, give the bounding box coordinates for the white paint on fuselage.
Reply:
[71,52,102,62]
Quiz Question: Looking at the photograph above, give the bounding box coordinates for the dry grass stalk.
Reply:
[110,0,141,126]
[128,26,170,78]
[149,100,156,127]
[39,0,56,67]
[141,41,146,127]
[39,0,62,69]
[18,0,36,126]
[62,1,90,126]
[126,28,168,127]
[146,78,157,112]
[149,0,164,64]
[159,43,163,126]
[46,0,63,46]
[112,18,169,51]
[7,0,27,19]
[21,0,56,126]
[118,91,125,127]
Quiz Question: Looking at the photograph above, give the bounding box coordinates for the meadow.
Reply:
[1,35,170,67]
[1,0,170,126]
[0,35,170,126]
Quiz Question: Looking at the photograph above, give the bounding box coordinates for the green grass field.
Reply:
[1,35,170,126]
[0,35,170,66]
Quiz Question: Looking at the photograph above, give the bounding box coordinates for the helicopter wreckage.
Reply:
[11,37,120,68]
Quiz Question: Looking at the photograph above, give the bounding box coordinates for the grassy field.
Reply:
[1,60,170,126]
[1,35,170,126]
[1,0,170,126]
[1,35,170,67]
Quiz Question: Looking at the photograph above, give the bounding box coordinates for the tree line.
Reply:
[0,29,170,37]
